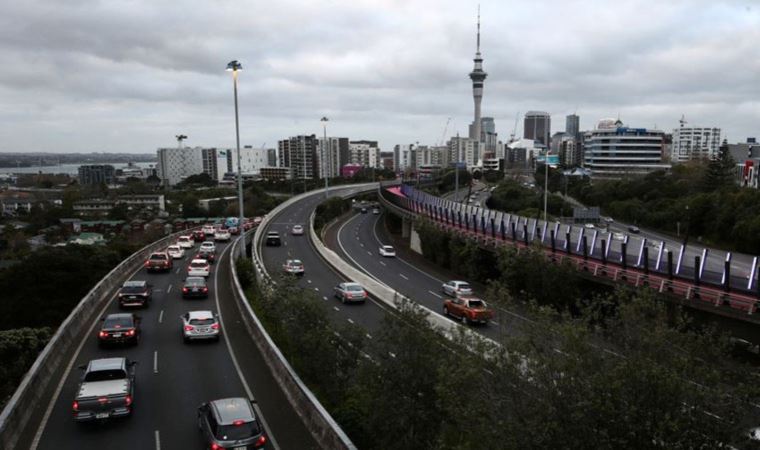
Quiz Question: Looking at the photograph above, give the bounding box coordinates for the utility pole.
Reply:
[321,117,329,199]
[543,156,549,222]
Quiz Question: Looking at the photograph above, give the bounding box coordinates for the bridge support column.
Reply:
[409,224,422,254]
[402,216,412,239]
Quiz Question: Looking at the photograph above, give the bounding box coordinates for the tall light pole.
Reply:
[543,153,549,222]
[226,60,245,258]
[321,116,329,199]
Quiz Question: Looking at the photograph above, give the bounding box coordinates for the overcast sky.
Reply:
[0,0,758,154]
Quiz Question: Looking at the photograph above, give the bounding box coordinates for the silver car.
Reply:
[442,280,473,297]
[197,398,267,449]
[181,310,220,343]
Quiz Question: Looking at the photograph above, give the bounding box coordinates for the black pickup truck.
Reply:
[72,357,136,422]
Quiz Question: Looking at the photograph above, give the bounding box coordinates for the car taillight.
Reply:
[202,287,208,292]
[72,401,78,412]
[211,323,220,330]
[363,290,368,297]
[233,419,245,426]
[211,443,221,450]
[254,435,267,448]
[126,329,135,336]
[125,395,132,406]
[184,325,193,331]
[144,261,150,267]
[98,331,107,338]
[182,287,189,293]
[98,397,108,404]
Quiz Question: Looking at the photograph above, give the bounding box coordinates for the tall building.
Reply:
[266,148,278,167]
[157,147,204,186]
[380,151,394,170]
[238,146,270,175]
[349,140,380,168]
[481,117,497,155]
[394,144,415,171]
[566,114,580,139]
[278,135,318,180]
[317,137,348,178]
[671,126,722,163]
[468,10,487,142]
[414,145,446,168]
[583,118,670,179]
[524,111,551,147]
[447,136,481,168]
[78,165,115,186]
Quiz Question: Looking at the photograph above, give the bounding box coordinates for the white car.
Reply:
[442,280,473,297]
[372,208,380,215]
[214,229,231,242]
[291,225,304,236]
[177,235,194,249]
[584,223,595,230]
[613,232,626,241]
[199,241,216,253]
[202,225,216,236]
[282,259,305,276]
[181,310,220,343]
[378,245,396,257]
[167,245,185,259]
[187,259,210,278]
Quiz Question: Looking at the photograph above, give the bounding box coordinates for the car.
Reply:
[253,216,263,226]
[199,241,216,253]
[167,244,185,259]
[360,207,368,214]
[443,296,494,325]
[282,259,305,276]
[291,224,304,236]
[145,251,172,272]
[177,235,194,249]
[214,229,231,242]
[118,280,152,308]
[182,276,209,299]
[202,224,217,236]
[442,280,473,297]
[584,223,595,229]
[378,245,396,257]
[181,310,220,342]
[265,231,281,246]
[73,358,136,422]
[242,220,254,231]
[612,232,626,241]
[228,226,240,235]
[98,313,141,347]
[188,259,211,278]
[628,225,640,234]
[195,249,216,264]
[197,398,267,449]
[372,208,380,215]
[334,282,368,303]
[602,216,614,224]
[192,230,206,242]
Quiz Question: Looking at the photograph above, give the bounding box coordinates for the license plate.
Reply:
[96,412,109,419]
[192,288,198,292]
[233,446,247,450]
[112,333,122,337]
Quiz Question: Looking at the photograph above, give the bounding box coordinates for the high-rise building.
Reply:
[238,146,270,175]
[566,114,580,140]
[480,117,497,155]
[278,135,318,180]
[349,140,380,168]
[317,137,347,178]
[447,136,482,168]
[468,10,487,142]
[380,151,394,170]
[414,145,447,168]
[394,144,415,171]
[671,126,722,163]
[524,111,551,147]
[78,164,115,185]
[583,118,670,179]
[157,147,204,186]
[267,148,278,167]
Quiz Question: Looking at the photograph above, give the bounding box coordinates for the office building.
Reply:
[524,111,551,147]
[259,167,291,181]
[317,137,347,179]
[394,144,415,171]
[447,136,482,168]
[380,151,395,170]
[583,118,670,179]
[78,165,115,186]
[671,126,722,163]
[480,117,498,155]
[157,147,204,186]
[566,114,580,140]
[349,141,380,168]
[278,135,318,180]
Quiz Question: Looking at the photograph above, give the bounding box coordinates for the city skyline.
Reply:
[0,0,758,154]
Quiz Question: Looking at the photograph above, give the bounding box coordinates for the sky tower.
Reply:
[468,7,487,141]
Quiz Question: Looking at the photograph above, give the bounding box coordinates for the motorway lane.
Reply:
[259,188,393,338]
[31,239,292,450]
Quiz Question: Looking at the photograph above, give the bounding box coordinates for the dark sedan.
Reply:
[195,250,216,264]
[117,280,152,308]
[192,230,207,242]
[182,276,209,299]
[98,313,140,347]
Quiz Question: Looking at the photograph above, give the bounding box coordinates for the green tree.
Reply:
[703,140,737,192]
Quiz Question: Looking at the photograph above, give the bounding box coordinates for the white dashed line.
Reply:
[428,290,442,299]
[360,243,364,247]
[367,251,372,256]
[158,310,164,324]
[490,320,500,326]
[167,284,172,293]
[153,351,159,374]
[365,333,373,340]
[322,296,328,301]
[333,306,340,312]
[175,268,181,274]
[399,274,409,280]
[314,287,319,292]
[347,318,355,324]
[389,352,397,358]
[307,279,312,284]
[379,261,386,266]
[155,430,161,450]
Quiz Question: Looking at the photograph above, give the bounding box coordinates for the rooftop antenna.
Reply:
[175,134,188,148]
[679,114,687,128]
[476,4,481,54]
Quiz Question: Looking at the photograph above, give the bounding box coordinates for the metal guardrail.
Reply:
[0,228,198,449]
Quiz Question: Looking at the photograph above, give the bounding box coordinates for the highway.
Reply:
[22,237,317,450]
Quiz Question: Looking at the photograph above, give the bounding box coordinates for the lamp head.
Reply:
[320,116,329,124]
[226,60,243,72]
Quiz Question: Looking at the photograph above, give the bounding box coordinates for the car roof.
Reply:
[201,241,214,245]
[168,244,180,249]
[382,245,394,249]
[190,259,208,264]
[287,259,302,264]
[88,357,126,372]
[185,276,206,284]
[449,280,469,285]
[179,235,191,239]
[105,313,134,320]
[267,231,279,235]
[293,224,303,228]
[188,310,214,320]
[342,282,362,288]
[209,397,256,425]
[123,280,146,288]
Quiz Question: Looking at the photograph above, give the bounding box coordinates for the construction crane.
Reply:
[438,117,451,146]
[509,112,520,143]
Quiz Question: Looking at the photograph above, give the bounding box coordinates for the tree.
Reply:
[180,172,215,187]
[703,140,736,192]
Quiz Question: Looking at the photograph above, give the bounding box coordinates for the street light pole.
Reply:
[226,60,245,258]
[543,155,549,222]
[321,117,329,199]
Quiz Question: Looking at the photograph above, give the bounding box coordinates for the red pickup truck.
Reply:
[443,296,494,325]
[144,252,173,273]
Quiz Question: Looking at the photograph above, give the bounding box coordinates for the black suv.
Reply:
[198,398,267,449]
[265,231,281,247]
[118,280,152,308]
[98,313,141,347]
[182,276,209,299]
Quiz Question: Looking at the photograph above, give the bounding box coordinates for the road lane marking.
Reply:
[389,352,397,358]
[155,430,161,450]
[158,310,164,323]
[360,243,364,247]
[428,290,442,299]
[399,274,409,280]
[366,333,372,339]
[307,279,312,284]
[367,251,372,256]
[322,296,328,301]
[490,320,499,326]
[379,261,386,266]
[175,267,181,274]
[153,351,158,374]
[347,318,354,324]
[334,306,340,312]
[167,284,172,293]
[314,287,319,292]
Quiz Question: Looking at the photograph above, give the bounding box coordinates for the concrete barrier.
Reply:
[0,228,198,449]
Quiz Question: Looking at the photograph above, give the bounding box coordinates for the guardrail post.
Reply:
[667,251,674,279]
[642,246,649,275]
[472,214,477,233]
[457,211,462,228]
[600,239,607,264]
[480,215,486,235]
[464,214,469,231]
[550,229,556,253]
[500,219,506,240]
[621,242,628,270]
[723,260,731,293]
[523,223,529,246]
[511,222,516,241]
[565,231,572,254]
[693,255,701,299]
[490,218,495,238]
[582,235,588,260]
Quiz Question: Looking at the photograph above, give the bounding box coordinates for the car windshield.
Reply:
[346,285,363,292]
[189,318,215,325]
[190,261,207,268]
[150,254,167,260]
[84,368,127,382]
[179,237,189,241]
[467,300,485,308]
[459,283,471,290]
[186,278,205,287]
[120,285,146,294]
[383,246,394,251]
[103,316,134,328]
[168,246,180,251]
[216,422,260,441]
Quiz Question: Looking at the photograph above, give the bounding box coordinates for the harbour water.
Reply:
[0,162,156,175]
